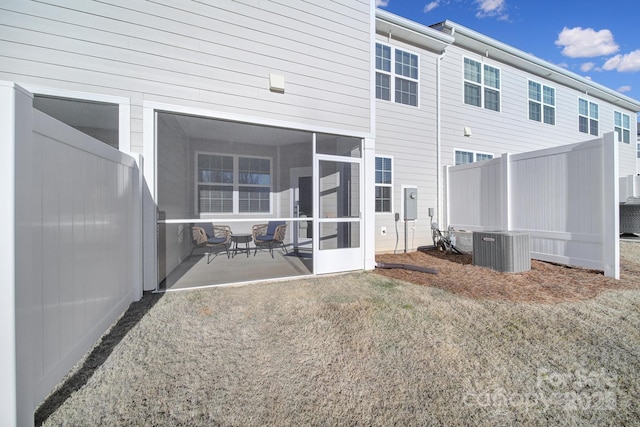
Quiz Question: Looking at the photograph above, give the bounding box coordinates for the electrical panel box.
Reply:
[472,231,531,273]
[404,188,418,220]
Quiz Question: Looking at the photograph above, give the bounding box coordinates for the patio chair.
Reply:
[431,222,463,254]
[190,224,232,263]
[252,221,288,258]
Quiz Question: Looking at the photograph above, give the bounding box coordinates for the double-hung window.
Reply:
[455,150,493,166]
[528,81,555,125]
[197,153,271,214]
[375,156,393,213]
[578,98,598,136]
[464,58,500,111]
[375,43,419,107]
[614,111,631,144]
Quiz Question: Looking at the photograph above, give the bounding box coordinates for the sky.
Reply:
[376,0,640,114]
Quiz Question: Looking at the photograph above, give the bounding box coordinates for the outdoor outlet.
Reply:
[381,226,387,236]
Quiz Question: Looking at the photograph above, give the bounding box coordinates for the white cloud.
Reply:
[580,62,595,72]
[475,0,508,20]
[424,1,440,12]
[555,27,619,58]
[376,0,389,7]
[617,85,632,93]
[602,50,640,72]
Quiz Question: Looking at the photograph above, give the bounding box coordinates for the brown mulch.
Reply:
[375,248,640,303]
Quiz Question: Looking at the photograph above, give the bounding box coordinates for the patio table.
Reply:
[231,234,252,258]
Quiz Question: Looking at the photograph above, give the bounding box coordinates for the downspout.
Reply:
[436,48,446,227]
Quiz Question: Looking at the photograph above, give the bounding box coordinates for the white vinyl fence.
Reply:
[446,133,619,278]
[620,174,640,200]
[1,82,142,426]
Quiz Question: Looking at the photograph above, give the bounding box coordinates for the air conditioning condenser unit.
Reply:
[472,231,530,273]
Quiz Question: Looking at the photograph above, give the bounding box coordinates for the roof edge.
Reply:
[375,9,455,46]
[436,20,640,111]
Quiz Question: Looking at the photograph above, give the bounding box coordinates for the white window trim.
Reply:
[195,151,273,216]
[375,42,420,108]
[614,111,631,144]
[462,57,501,112]
[578,97,599,136]
[528,80,556,125]
[453,149,494,166]
[374,154,394,214]
[20,84,131,152]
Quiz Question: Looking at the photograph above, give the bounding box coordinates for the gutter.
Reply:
[376,9,455,47]
[434,20,640,112]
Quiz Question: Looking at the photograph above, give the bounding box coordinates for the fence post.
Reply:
[501,153,511,230]
[602,132,619,279]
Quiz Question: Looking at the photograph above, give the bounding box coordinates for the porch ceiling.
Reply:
[158,112,312,146]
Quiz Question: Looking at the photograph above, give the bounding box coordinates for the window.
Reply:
[375,43,419,106]
[375,156,392,212]
[197,153,271,214]
[464,58,500,111]
[614,111,631,144]
[528,81,555,125]
[455,150,493,166]
[637,141,640,159]
[578,98,598,136]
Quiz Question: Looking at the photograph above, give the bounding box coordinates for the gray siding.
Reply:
[439,45,638,175]
[0,0,372,152]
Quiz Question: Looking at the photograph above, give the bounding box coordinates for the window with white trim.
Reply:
[614,111,631,144]
[455,150,494,166]
[578,98,598,136]
[197,153,271,214]
[375,156,392,212]
[464,58,500,111]
[528,81,555,125]
[375,43,419,106]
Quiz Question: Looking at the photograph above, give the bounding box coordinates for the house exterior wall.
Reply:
[374,15,639,253]
[0,0,373,152]
[374,35,440,253]
[439,44,638,176]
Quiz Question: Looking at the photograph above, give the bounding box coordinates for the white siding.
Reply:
[439,45,637,176]
[0,0,372,152]
[374,35,439,252]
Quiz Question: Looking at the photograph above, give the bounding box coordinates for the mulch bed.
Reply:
[375,248,640,303]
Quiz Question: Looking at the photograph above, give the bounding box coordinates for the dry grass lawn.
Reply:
[37,243,640,426]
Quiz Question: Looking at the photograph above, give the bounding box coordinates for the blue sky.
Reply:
[376,0,640,110]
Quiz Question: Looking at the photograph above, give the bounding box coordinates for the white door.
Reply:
[314,156,363,274]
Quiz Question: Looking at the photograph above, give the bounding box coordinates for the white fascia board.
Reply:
[375,9,454,53]
[435,20,640,112]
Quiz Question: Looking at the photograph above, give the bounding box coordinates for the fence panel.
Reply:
[446,156,505,230]
[446,134,619,278]
[1,83,141,426]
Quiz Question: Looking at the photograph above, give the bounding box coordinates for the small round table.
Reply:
[231,234,252,258]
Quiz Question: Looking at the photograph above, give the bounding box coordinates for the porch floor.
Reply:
[160,247,313,290]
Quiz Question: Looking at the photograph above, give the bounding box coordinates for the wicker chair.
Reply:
[252,221,288,258]
[190,224,232,263]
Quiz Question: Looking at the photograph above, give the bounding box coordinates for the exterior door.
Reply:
[314,157,362,274]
